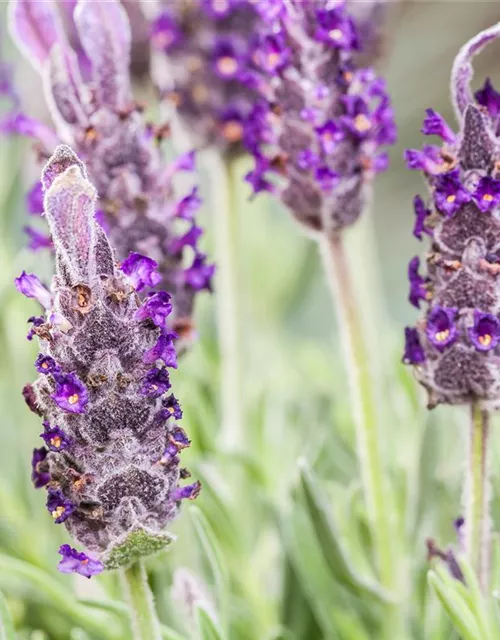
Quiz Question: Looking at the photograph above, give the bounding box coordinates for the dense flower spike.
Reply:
[17,146,199,573]
[244,0,396,234]
[151,0,262,155]
[403,22,500,408]
[8,0,214,344]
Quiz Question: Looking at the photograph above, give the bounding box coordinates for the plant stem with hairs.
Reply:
[465,404,491,591]
[121,562,162,640]
[320,231,403,636]
[209,151,243,450]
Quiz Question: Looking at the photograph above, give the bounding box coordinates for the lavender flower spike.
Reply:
[245,0,396,234]
[17,146,199,574]
[403,22,500,409]
[8,0,214,346]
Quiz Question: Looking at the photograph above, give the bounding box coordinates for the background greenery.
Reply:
[2,2,500,639]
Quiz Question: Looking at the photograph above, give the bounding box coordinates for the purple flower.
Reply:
[14,272,52,309]
[201,0,234,18]
[315,7,358,50]
[315,166,338,192]
[297,149,319,171]
[468,311,500,352]
[426,307,458,351]
[51,373,88,414]
[121,253,162,292]
[35,354,59,375]
[254,33,289,74]
[172,480,202,502]
[31,447,50,488]
[27,181,44,215]
[316,121,344,154]
[472,176,500,212]
[245,155,275,195]
[141,368,171,398]
[434,170,471,217]
[175,187,202,221]
[421,108,456,144]
[403,327,425,365]
[219,107,245,144]
[213,40,240,79]
[169,225,203,255]
[184,253,215,292]
[474,78,500,119]
[135,291,173,330]
[408,257,429,308]
[46,489,75,524]
[170,150,196,174]
[159,395,183,421]
[151,12,182,52]
[413,195,432,240]
[144,333,178,368]
[27,316,44,341]
[24,226,53,252]
[404,145,445,175]
[58,544,104,579]
[40,422,72,452]
[170,426,190,448]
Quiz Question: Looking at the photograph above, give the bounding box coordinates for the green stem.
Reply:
[465,404,491,591]
[211,153,243,450]
[121,562,162,640]
[319,232,402,634]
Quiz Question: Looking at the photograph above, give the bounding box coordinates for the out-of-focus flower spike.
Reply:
[451,21,500,119]
[8,0,65,68]
[73,0,132,110]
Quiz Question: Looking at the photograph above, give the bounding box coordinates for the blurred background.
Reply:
[2,2,500,639]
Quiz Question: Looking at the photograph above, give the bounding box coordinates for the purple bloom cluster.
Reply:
[7,0,214,346]
[20,146,199,575]
[243,0,396,233]
[151,0,262,155]
[403,24,500,407]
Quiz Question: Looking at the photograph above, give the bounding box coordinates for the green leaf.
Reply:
[0,554,120,639]
[160,626,188,640]
[79,597,187,640]
[103,527,174,570]
[428,570,483,640]
[0,591,15,640]
[298,461,393,603]
[195,604,225,640]
[189,507,229,618]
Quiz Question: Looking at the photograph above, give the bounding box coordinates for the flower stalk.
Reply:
[210,152,243,449]
[320,231,401,633]
[121,561,162,640]
[465,404,491,591]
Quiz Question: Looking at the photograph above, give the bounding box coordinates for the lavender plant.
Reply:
[242,1,401,629]
[403,23,500,591]
[6,0,214,346]
[15,144,198,638]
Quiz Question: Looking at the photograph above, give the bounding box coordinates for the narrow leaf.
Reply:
[0,591,15,640]
[298,461,393,603]
[428,570,483,640]
[195,604,225,640]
